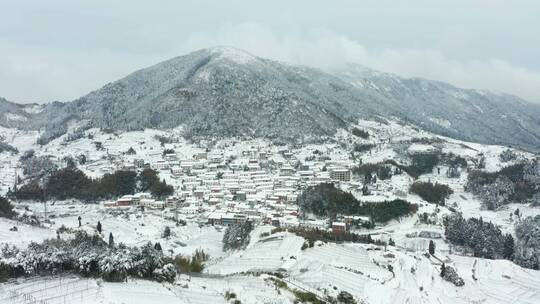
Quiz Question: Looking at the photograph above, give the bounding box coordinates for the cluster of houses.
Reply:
[100,145,356,233]
[103,193,180,209]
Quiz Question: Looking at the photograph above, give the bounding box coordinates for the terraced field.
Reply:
[453,256,540,304]
[205,233,304,275]
[1,276,99,304]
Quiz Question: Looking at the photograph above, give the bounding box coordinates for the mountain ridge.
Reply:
[1,46,540,151]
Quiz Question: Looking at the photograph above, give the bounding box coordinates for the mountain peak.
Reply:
[206,46,258,64]
[4,48,540,151]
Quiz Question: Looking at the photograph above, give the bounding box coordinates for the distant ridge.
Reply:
[1,46,540,151]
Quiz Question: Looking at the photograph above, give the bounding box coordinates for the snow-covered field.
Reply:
[2,245,539,304]
[1,118,540,303]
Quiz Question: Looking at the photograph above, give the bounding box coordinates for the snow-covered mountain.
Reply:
[2,46,540,150]
[332,64,540,151]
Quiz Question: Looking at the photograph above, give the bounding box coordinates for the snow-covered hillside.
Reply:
[2,47,540,151]
[1,117,540,303]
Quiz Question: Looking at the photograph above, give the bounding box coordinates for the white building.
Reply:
[330,168,351,182]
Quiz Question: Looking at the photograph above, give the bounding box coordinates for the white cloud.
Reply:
[0,39,160,103]
[183,23,540,103]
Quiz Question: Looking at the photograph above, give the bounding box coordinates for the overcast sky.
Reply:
[1,0,539,103]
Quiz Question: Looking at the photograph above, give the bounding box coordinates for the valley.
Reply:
[1,117,540,304]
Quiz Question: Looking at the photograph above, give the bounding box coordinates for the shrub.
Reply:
[173,249,209,273]
[162,226,171,238]
[225,291,237,300]
[223,221,253,251]
[441,153,467,168]
[384,153,440,179]
[440,265,464,287]
[63,130,85,143]
[352,163,392,180]
[410,182,453,205]
[162,148,175,156]
[152,263,177,282]
[337,291,357,304]
[353,143,375,153]
[500,149,517,162]
[0,196,16,219]
[293,290,323,304]
[270,277,288,289]
[408,153,440,177]
[21,154,57,179]
[351,128,369,139]
[0,142,18,154]
[272,227,375,245]
[14,181,44,201]
[94,141,104,150]
[154,135,175,146]
[56,225,74,234]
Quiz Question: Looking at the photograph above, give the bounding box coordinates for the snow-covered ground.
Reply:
[1,118,540,303]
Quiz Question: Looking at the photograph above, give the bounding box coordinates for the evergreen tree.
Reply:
[409,181,453,205]
[162,226,171,238]
[78,216,82,227]
[429,240,436,255]
[222,221,254,251]
[440,263,446,277]
[64,156,77,169]
[0,196,16,219]
[444,214,509,260]
[388,238,395,246]
[99,170,137,197]
[362,184,370,196]
[77,154,86,165]
[138,169,160,192]
[514,215,540,269]
[154,242,162,251]
[97,221,102,234]
[109,232,114,248]
[151,179,174,199]
[337,291,356,304]
[364,174,372,184]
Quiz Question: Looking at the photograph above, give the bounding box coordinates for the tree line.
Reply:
[297,183,417,222]
[444,214,514,261]
[466,161,540,210]
[444,212,540,270]
[14,168,173,202]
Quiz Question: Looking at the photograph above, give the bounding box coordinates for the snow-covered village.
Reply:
[2,116,540,303]
[2,2,540,303]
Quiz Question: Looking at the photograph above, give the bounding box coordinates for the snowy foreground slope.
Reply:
[1,118,540,303]
[1,232,539,304]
